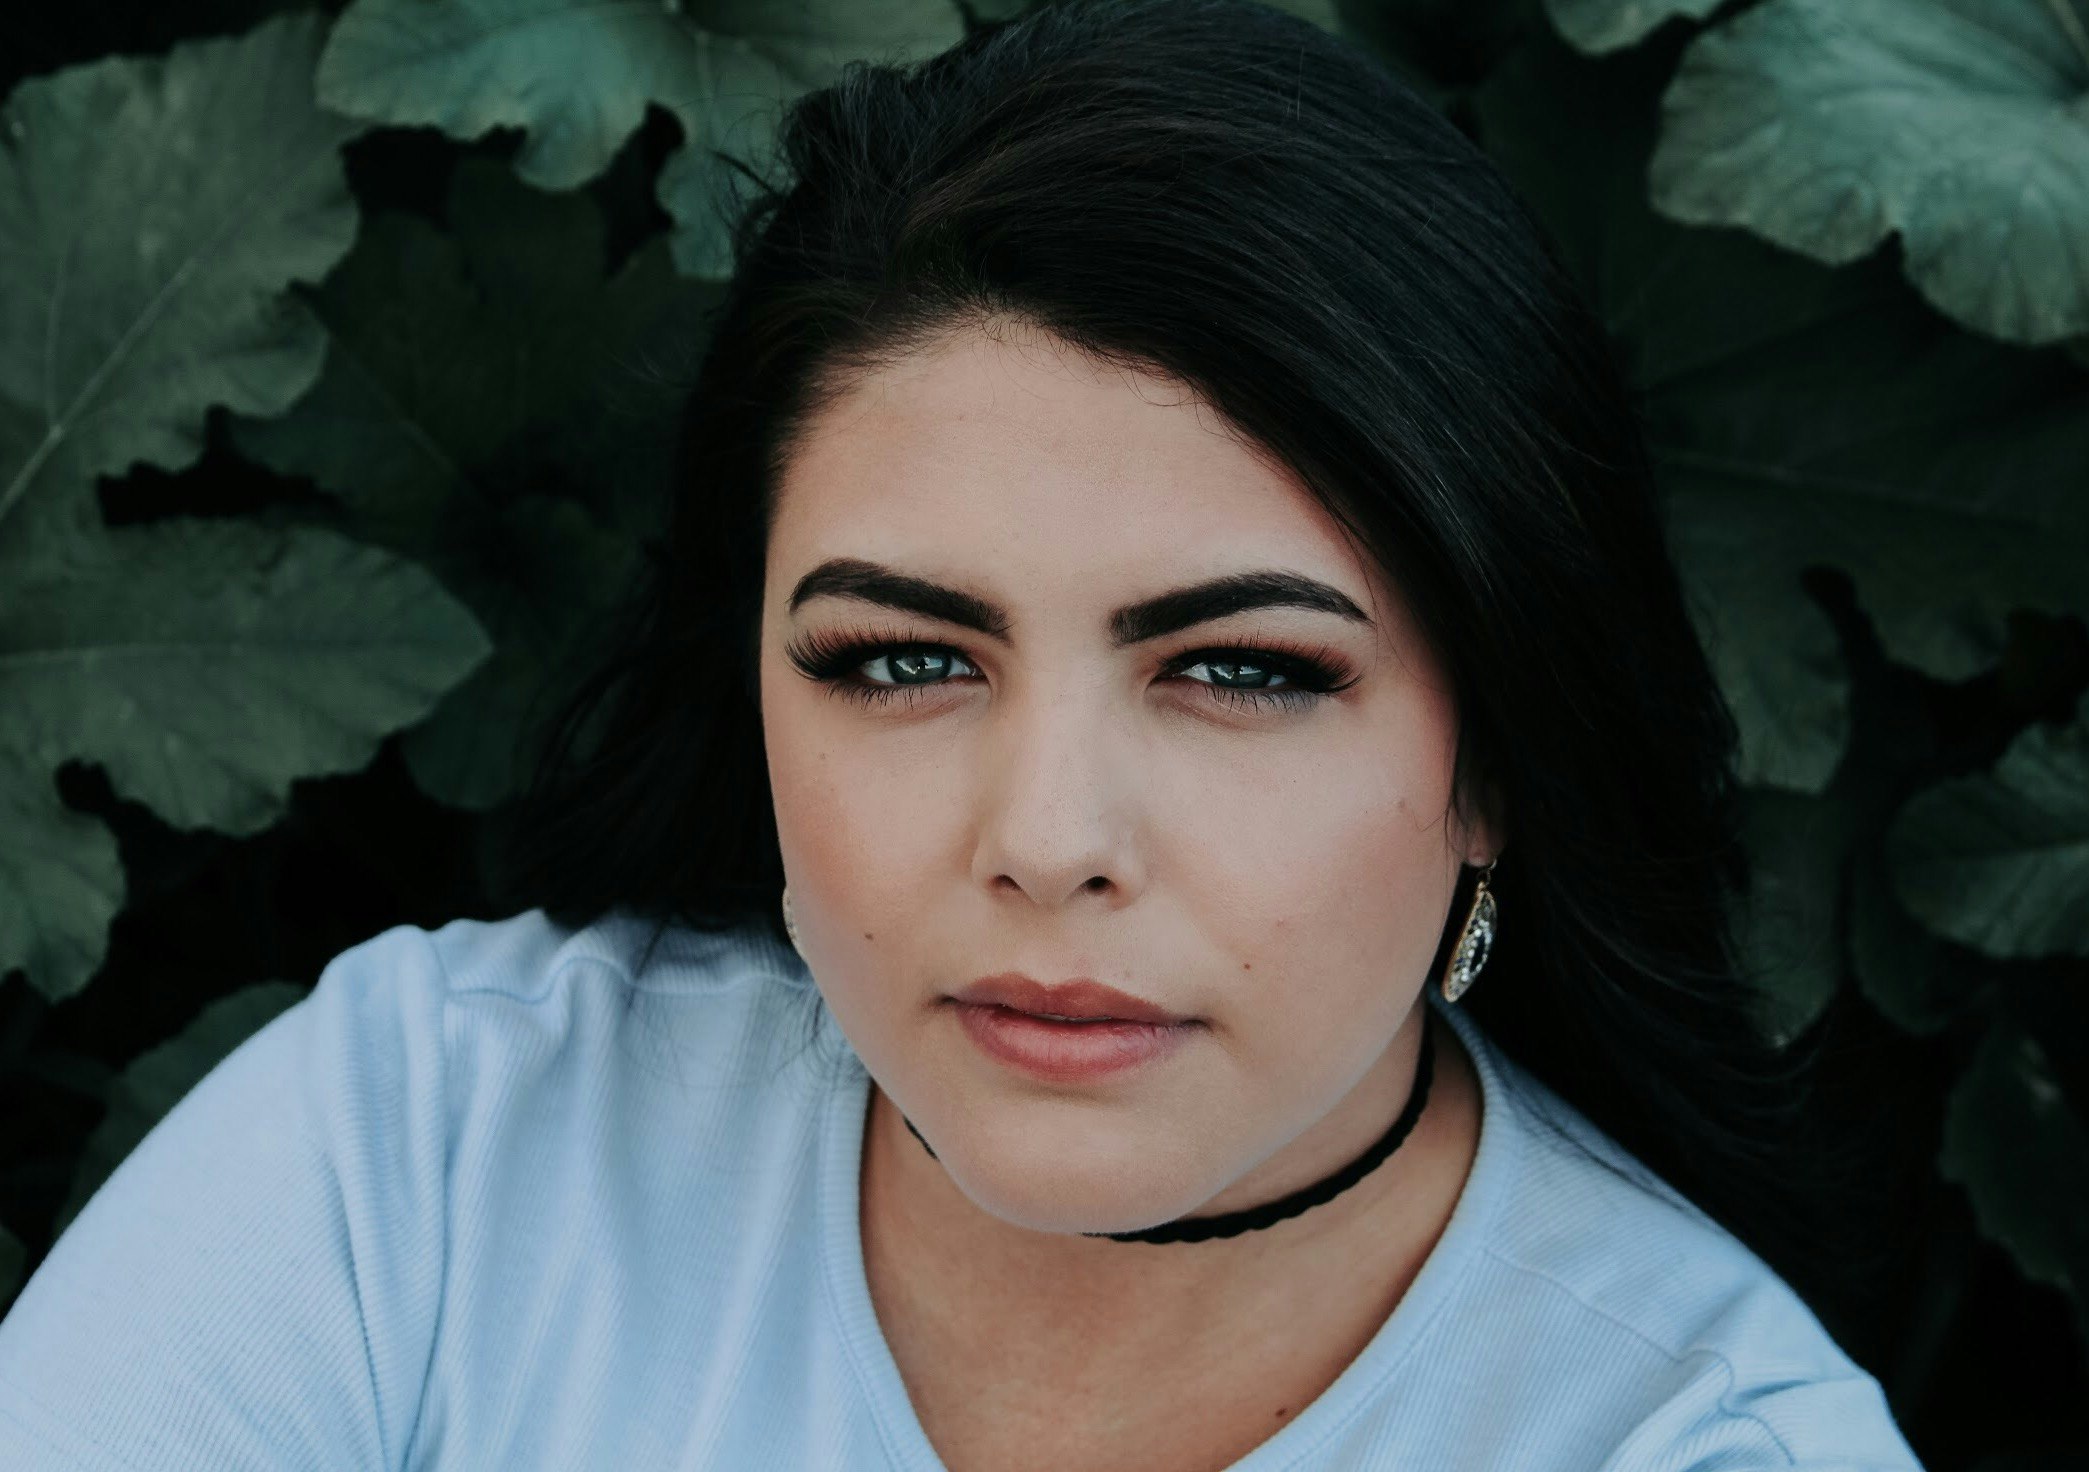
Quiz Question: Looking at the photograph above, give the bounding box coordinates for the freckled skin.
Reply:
[758,321,1500,1471]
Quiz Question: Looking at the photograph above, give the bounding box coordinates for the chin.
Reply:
[943,1149,1211,1237]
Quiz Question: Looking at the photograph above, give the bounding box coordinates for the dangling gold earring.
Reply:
[781,885,803,959]
[1440,859,1498,1005]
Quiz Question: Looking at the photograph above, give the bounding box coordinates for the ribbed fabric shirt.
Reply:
[0,909,1924,1470]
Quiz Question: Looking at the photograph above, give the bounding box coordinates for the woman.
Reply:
[0,1,1924,1467]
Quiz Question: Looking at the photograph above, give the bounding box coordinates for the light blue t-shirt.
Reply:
[0,909,1924,1470]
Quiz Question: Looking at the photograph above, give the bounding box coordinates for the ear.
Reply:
[1460,773,1508,869]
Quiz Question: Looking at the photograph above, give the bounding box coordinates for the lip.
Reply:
[946,974,1199,1084]
[949,973,1192,1025]
[951,1003,1198,1082]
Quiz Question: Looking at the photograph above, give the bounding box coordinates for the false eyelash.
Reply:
[782,624,1359,716]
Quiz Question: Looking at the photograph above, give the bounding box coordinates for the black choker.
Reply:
[900,1002,1437,1244]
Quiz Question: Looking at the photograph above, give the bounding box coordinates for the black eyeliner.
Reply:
[783,625,1359,714]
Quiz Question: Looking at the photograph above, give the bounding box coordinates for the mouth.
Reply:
[949,1001,1199,1082]
[943,973,1199,1083]
[948,972,1193,1026]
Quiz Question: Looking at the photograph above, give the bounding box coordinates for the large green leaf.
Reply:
[53,980,307,1240]
[1541,0,1721,54]
[1649,0,2089,345]
[316,0,966,278]
[1650,279,2089,696]
[0,12,364,551]
[1474,29,2089,792]
[0,773,124,1003]
[237,159,714,541]
[1848,844,1995,1035]
[230,161,706,808]
[959,0,1355,21]
[1939,1012,2089,1310]
[1887,697,2089,960]
[1732,784,1860,1045]
[0,517,493,835]
[0,16,491,1001]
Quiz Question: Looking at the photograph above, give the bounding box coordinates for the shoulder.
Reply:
[1440,1008,1925,1470]
[312,906,833,1125]
[0,907,834,1470]
[371,904,795,1008]
[315,905,818,1049]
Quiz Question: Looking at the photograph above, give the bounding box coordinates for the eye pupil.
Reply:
[1208,659,1278,689]
[888,650,952,684]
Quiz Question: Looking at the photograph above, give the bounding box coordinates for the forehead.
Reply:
[771,323,1374,596]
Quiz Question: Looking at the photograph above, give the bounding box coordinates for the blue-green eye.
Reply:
[1170,654,1330,712]
[784,628,1357,714]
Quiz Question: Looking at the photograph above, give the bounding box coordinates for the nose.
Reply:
[968,680,1146,912]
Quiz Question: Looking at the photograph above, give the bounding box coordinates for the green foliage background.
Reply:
[2,1,2085,1464]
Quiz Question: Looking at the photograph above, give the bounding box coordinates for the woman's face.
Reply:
[760,322,1499,1236]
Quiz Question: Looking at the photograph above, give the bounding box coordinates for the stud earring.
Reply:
[782,885,803,959]
[1440,859,1498,1005]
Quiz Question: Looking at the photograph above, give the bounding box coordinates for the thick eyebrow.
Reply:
[786,556,1372,647]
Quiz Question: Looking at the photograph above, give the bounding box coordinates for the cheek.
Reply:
[788,727,957,851]
[1180,704,1458,1030]
[763,710,951,994]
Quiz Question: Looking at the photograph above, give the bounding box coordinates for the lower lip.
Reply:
[953,1002,1197,1082]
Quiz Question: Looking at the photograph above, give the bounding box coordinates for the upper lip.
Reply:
[951,973,1193,1025]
